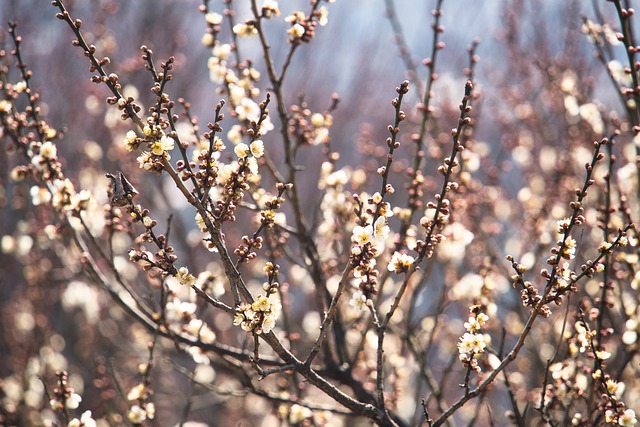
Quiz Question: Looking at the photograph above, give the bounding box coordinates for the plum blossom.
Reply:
[352,224,373,245]
[349,290,367,311]
[373,216,390,242]
[68,410,96,427]
[387,251,414,274]
[233,23,257,37]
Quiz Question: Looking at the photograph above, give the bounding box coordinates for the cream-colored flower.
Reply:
[208,57,227,84]
[195,212,208,232]
[127,383,147,401]
[606,379,625,399]
[234,142,250,158]
[30,186,51,206]
[150,135,174,156]
[235,98,261,122]
[176,267,196,286]
[201,32,214,47]
[579,102,604,134]
[373,216,390,242]
[205,12,223,25]
[165,298,196,323]
[261,313,277,334]
[458,332,486,355]
[351,224,373,245]
[14,81,27,93]
[142,216,153,228]
[289,404,313,424]
[252,296,271,312]
[285,11,306,24]
[288,23,305,39]
[317,6,329,26]
[229,84,246,105]
[218,162,238,185]
[128,405,147,423]
[124,130,138,151]
[476,313,489,326]
[137,151,153,170]
[66,393,82,409]
[212,43,231,60]
[349,290,367,311]
[70,189,92,212]
[464,316,482,332]
[260,115,275,134]
[620,409,638,427]
[0,99,12,112]
[379,201,394,217]
[608,60,633,86]
[246,157,259,175]
[556,217,571,233]
[387,251,414,273]
[145,403,155,420]
[250,140,264,158]
[233,23,257,37]
[68,410,96,427]
[311,113,325,127]
[563,236,577,259]
[262,0,280,18]
[227,125,243,145]
[40,141,57,159]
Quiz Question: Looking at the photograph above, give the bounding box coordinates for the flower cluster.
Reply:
[289,97,335,146]
[555,217,578,261]
[233,295,281,335]
[133,124,175,173]
[457,306,490,372]
[125,382,156,424]
[233,262,282,334]
[284,5,329,44]
[351,193,393,247]
[205,21,274,142]
[546,309,638,427]
[49,371,99,427]
[49,374,82,411]
[507,255,551,318]
[544,359,590,410]
[14,134,97,217]
[606,408,638,427]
